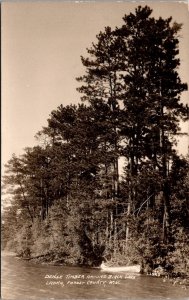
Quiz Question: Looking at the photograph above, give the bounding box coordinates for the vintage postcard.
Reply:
[1,1,189,299]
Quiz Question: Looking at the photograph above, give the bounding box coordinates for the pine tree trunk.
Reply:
[106,212,109,242]
[109,210,113,247]
[125,201,131,249]
[162,180,171,243]
[113,219,117,255]
[160,100,170,244]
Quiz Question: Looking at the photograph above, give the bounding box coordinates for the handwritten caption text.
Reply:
[44,273,136,287]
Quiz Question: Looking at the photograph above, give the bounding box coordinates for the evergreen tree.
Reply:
[117,5,188,243]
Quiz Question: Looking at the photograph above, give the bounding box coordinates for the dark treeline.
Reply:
[2,6,189,275]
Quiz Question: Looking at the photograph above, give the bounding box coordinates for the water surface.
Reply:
[1,252,188,299]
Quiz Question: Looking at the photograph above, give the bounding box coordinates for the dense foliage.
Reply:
[2,6,189,275]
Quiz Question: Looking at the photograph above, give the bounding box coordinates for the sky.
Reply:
[2,1,189,174]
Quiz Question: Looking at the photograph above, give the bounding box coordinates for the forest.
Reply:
[2,6,189,277]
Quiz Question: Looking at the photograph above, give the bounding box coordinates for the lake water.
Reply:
[1,252,188,300]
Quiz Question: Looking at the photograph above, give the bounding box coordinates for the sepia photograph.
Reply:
[1,0,189,299]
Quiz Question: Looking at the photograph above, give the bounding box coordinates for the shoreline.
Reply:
[2,250,189,290]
